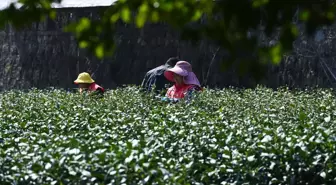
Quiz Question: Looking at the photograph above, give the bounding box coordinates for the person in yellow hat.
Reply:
[74,72,105,96]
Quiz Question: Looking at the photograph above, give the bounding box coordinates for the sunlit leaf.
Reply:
[252,0,269,8]
[151,11,159,22]
[76,18,91,33]
[121,7,131,23]
[95,44,104,59]
[269,43,282,64]
[79,41,89,48]
[191,9,202,21]
[49,10,56,20]
[136,3,149,28]
[300,10,310,21]
[110,13,120,23]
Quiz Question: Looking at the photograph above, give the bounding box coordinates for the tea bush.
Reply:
[0,87,336,184]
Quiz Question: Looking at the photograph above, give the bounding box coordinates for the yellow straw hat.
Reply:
[74,72,95,84]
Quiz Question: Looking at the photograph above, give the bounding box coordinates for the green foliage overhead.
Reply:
[0,87,336,184]
[0,0,335,79]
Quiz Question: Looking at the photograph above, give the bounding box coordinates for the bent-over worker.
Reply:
[162,61,202,102]
[141,57,180,94]
[74,72,104,97]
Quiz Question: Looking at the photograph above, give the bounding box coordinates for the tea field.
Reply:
[0,87,336,184]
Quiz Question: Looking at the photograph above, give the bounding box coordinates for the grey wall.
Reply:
[0,6,335,90]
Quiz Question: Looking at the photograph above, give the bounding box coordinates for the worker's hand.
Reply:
[79,88,90,95]
[154,96,169,102]
[161,97,169,102]
[160,97,180,103]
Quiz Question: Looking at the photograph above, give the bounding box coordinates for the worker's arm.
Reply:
[141,72,150,90]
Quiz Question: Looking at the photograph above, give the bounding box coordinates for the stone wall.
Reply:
[0,6,335,90]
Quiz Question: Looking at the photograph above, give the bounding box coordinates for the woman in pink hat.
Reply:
[163,61,202,102]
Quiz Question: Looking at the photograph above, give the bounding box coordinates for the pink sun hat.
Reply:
[164,61,201,87]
